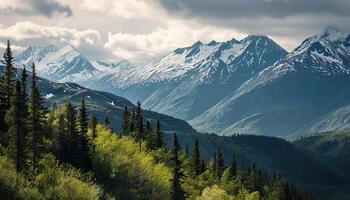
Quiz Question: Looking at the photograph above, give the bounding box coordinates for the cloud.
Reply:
[0,21,113,60]
[158,0,350,19]
[104,20,243,62]
[0,0,73,18]
[80,0,163,19]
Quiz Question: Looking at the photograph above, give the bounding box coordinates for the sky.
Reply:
[0,0,349,63]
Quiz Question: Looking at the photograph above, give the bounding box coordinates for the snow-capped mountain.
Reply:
[16,44,101,84]
[87,35,287,120]
[90,59,134,73]
[190,26,350,137]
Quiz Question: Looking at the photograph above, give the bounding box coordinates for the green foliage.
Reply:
[197,185,233,200]
[0,154,101,200]
[93,125,171,200]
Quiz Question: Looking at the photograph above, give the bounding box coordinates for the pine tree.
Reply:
[211,152,217,175]
[247,162,259,192]
[230,152,237,178]
[104,117,110,127]
[129,107,135,132]
[65,103,79,167]
[57,113,67,162]
[190,139,201,176]
[29,63,47,175]
[216,148,225,180]
[5,81,28,172]
[170,134,185,200]
[78,97,91,171]
[120,105,129,134]
[135,101,141,130]
[155,120,164,148]
[0,40,16,144]
[88,112,97,139]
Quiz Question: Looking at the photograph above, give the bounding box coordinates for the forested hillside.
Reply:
[0,41,314,200]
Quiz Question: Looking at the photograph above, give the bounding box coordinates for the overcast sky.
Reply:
[0,0,349,63]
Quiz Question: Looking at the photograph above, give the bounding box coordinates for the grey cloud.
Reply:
[158,0,350,19]
[29,0,73,18]
[0,0,73,18]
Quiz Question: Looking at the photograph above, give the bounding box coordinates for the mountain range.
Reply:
[15,26,350,138]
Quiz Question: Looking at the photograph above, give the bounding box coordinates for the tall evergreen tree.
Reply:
[230,152,237,178]
[78,97,91,171]
[211,152,217,175]
[170,134,185,200]
[190,139,201,176]
[155,120,164,148]
[88,112,97,139]
[216,148,224,179]
[5,81,28,173]
[29,63,47,175]
[104,117,110,127]
[120,105,129,134]
[129,107,135,132]
[57,113,67,162]
[65,103,79,167]
[247,162,259,192]
[135,101,141,130]
[0,40,16,144]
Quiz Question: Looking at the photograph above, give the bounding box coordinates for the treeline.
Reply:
[0,41,313,200]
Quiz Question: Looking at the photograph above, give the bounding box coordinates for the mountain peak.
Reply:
[323,26,343,34]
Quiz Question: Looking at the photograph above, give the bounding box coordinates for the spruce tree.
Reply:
[216,148,225,180]
[230,152,237,178]
[170,134,185,200]
[0,40,16,144]
[57,113,67,162]
[155,120,164,148]
[5,81,28,173]
[129,107,135,132]
[65,103,79,167]
[120,105,129,134]
[211,152,217,175]
[88,112,97,139]
[190,139,201,176]
[78,97,91,171]
[135,101,141,129]
[29,63,47,175]
[104,117,110,127]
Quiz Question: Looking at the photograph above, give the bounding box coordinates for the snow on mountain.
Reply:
[190,27,350,137]
[87,35,287,120]
[90,59,134,73]
[16,44,102,84]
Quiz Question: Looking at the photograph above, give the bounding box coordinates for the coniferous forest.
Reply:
[0,41,318,200]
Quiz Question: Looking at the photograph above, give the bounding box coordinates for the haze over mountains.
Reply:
[15,26,350,138]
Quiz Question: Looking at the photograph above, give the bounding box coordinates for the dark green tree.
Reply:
[247,162,259,192]
[216,148,225,179]
[0,40,16,144]
[5,81,28,173]
[120,105,129,134]
[88,112,97,139]
[190,139,201,176]
[230,152,237,178]
[65,103,79,167]
[104,117,110,127]
[129,107,135,132]
[78,97,91,171]
[170,134,185,200]
[57,113,67,162]
[29,63,47,175]
[155,120,164,148]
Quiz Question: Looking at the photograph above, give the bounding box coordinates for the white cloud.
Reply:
[0,21,113,59]
[79,0,164,19]
[104,20,244,62]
